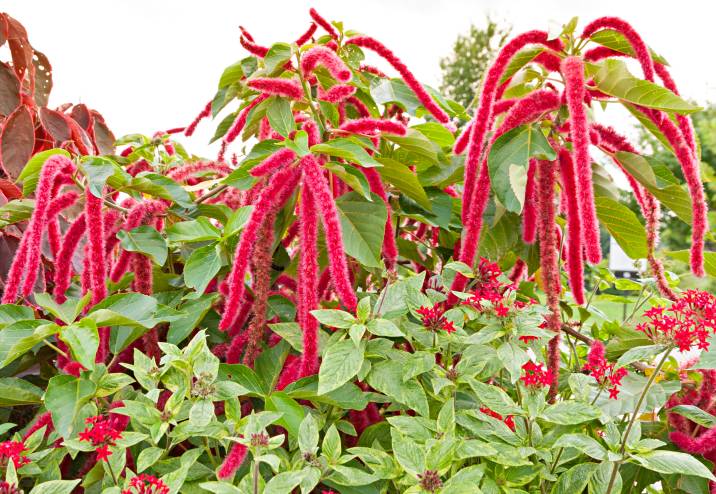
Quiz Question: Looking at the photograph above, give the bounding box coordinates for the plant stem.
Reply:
[604,347,673,494]
[196,183,228,204]
[105,458,118,485]
[252,460,260,494]
[204,437,217,467]
[43,339,69,359]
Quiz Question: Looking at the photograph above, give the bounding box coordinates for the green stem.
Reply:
[604,347,673,494]
[105,458,118,485]
[295,52,327,135]
[252,460,260,494]
[204,437,217,467]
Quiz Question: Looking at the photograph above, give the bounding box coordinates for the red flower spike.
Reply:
[219,166,301,330]
[339,117,407,136]
[309,8,338,39]
[535,159,560,328]
[184,101,212,137]
[53,214,87,303]
[246,78,303,100]
[240,35,269,58]
[302,119,321,147]
[317,84,356,103]
[522,159,538,243]
[84,189,107,306]
[167,161,232,182]
[250,148,297,177]
[301,46,352,82]
[345,36,454,130]
[558,148,585,304]
[295,23,317,46]
[300,154,358,311]
[222,93,271,150]
[562,56,601,264]
[46,190,81,258]
[299,186,320,376]
[362,167,398,269]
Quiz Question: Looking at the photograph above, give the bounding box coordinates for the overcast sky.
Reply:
[3,0,715,156]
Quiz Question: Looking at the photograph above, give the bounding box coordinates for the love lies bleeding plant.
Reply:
[1,8,716,494]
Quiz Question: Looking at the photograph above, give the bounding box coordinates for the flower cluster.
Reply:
[121,474,169,494]
[636,290,716,352]
[583,341,628,399]
[78,415,124,462]
[418,470,443,493]
[480,406,515,430]
[0,482,20,494]
[0,441,29,468]
[416,304,456,333]
[520,361,553,388]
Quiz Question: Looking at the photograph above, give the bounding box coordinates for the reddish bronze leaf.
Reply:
[32,50,52,107]
[0,179,22,199]
[70,104,92,130]
[0,62,20,116]
[39,107,71,143]
[92,111,115,155]
[0,105,34,180]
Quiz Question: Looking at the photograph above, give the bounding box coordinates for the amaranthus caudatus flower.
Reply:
[583,340,628,399]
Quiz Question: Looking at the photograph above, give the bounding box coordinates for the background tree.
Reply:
[439,19,510,108]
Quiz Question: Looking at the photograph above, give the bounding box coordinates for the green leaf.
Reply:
[413,122,455,147]
[593,59,700,114]
[385,130,439,165]
[632,450,716,480]
[497,341,530,383]
[126,173,193,208]
[366,319,404,337]
[553,434,608,460]
[59,319,99,370]
[391,431,425,475]
[0,377,44,406]
[467,378,523,416]
[199,482,241,494]
[371,78,422,115]
[189,399,214,427]
[311,138,380,168]
[33,293,90,325]
[318,339,364,395]
[375,157,431,210]
[264,43,292,74]
[500,47,544,83]
[265,392,305,439]
[2,322,59,368]
[29,480,81,494]
[18,148,71,195]
[266,96,295,138]
[367,360,429,417]
[184,244,222,294]
[616,344,666,368]
[322,424,341,463]
[488,124,557,213]
[166,217,221,242]
[136,447,164,473]
[441,465,487,494]
[310,309,356,329]
[551,463,599,494]
[540,401,601,425]
[589,29,668,65]
[615,151,693,223]
[117,225,168,265]
[0,199,35,228]
[667,250,716,278]
[45,375,96,439]
[219,363,266,397]
[298,413,319,454]
[0,304,34,328]
[595,196,648,259]
[263,470,308,494]
[668,405,716,428]
[335,192,388,268]
[167,295,216,345]
[79,156,129,197]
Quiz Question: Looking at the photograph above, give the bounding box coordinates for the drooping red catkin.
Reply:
[299,186,320,376]
[240,35,269,58]
[184,101,212,137]
[219,166,301,330]
[460,30,562,223]
[345,96,371,118]
[360,64,387,78]
[84,190,107,305]
[301,46,352,82]
[581,17,655,82]
[547,333,561,402]
[53,214,87,303]
[339,117,407,136]
[654,63,697,153]
[317,84,356,103]
[344,36,454,130]
[453,122,472,155]
[23,412,54,441]
[295,22,317,46]
[300,154,357,311]
[523,159,538,244]
[167,161,232,182]
[250,148,297,177]
[222,94,270,149]
[246,78,303,100]
[558,148,585,305]
[562,56,602,264]
[46,190,81,258]
[217,442,248,480]
[227,292,254,337]
[508,258,527,285]
[302,119,321,147]
[362,167,398,269]
[309,8,338,39]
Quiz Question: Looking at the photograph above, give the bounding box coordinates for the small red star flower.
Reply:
[0,441,30,468]
[520,361,553,388]
[480,407,515,430]
[583,340,628,399]
[78,415,124,462]
[121,474,169,494]
[416,304,455,333]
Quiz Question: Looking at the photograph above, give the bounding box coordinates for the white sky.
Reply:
[4,0,716,157]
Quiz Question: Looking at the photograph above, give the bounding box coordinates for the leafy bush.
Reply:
[0,8,714,494]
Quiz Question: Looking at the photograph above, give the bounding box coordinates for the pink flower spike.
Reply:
[309,8,338,39]
[299,185,320,376]
[345,36,453,130]
[247,78,303,100]
[53,214,87,303]
[217,442,248,480]
[224,94,270,147]
[317,84,356,103]
[302,119,321,147]
[167,161,232,182]
[84,190,107,306]
[345,96,371,118]
[562,56,601,264]
[301,46,352,82]
[522,159,538,244]
[453,121,473,155]
[251,148,297,177]
[535,158,561,329]
[184,101,212,137]
[558,148,585,305]
[339,117,407,136]
[362,167,398,269]
[295,23,317,46]
[240,36,269,58]
[300,154,357,310]
[46,190,81,257]
[219,166,301,330]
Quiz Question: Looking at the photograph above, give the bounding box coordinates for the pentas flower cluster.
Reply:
[583,341,628,399]
[463,257,511,316]
[416,304,456,334]
[78,415,124,462]
[520,361,553,388]
[636,290,716,352]
[121,475,169,494]
[0,441,29,468]
[480,406,516,430]
[0,482,20,494]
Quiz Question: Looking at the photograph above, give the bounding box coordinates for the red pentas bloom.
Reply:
[480,407,515,430]
[0,441,30,468]
[583,340,628,399]
[521,361,553,388]
[416,304,456,334]
[78,415,124,462]
[636,290,716,352]
[121,474,169,494]
[462,258,511,316]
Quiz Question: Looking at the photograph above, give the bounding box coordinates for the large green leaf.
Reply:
[376,157,431,210]
[615,151,692,223]
[595,197,648,259]
[632,450,716,480]
[539,401,601,425]
[371,78,422,115]
[166,217,221,243]
[17,148,71,195]
[669,405,716,428]
[667,250,716,277]
[589,29,668,65]
[117,225,168,265]
[266,96,295,138]
[264,42,292,74]
[487,124,557,213]
[45,375,97,439]
[593,59,700,114]
[311,138,380,168]
[0,377,44,406]
[318,339,364,395]
[335,192,388,268]
[367,360,429,417]
[29,480,81,494]
[551,463,599,494]
[59,319,99,370]
[184,244,222,294]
